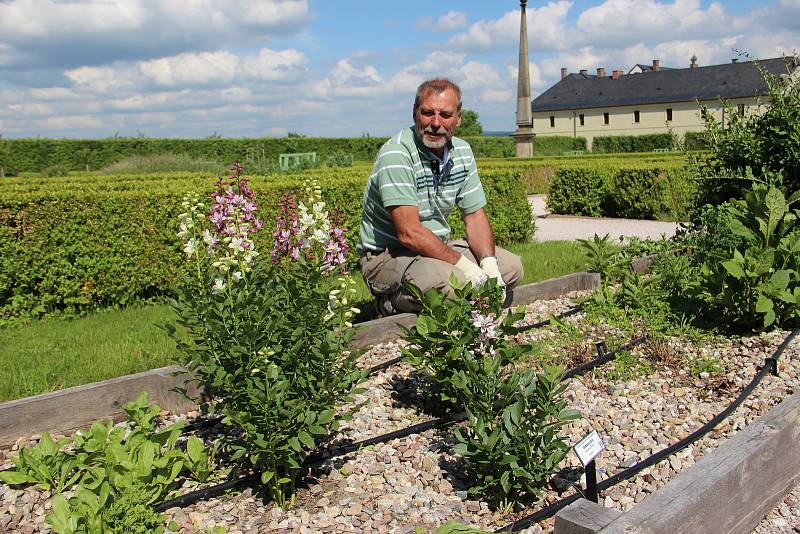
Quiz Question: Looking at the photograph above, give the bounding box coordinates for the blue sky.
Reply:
[0,0,797,139]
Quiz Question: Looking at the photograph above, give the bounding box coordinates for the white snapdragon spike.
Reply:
[212,278,226,294]
[184,238,197,258]
[324,275,359,323]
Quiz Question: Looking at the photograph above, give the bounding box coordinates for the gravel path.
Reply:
[529,194,681,243]
[2,292,799,533]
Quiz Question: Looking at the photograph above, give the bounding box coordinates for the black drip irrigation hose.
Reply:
[155,412,467,512]
[153,330,646,512]
[495,328,799,533]
[180,305,586,434]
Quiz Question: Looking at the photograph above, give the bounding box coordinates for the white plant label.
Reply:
[574,430,605,466]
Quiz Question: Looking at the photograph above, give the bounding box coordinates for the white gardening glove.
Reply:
[480,255,507,302]
[455,255,488,288]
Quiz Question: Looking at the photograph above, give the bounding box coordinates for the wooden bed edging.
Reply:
[0,271,600,447]
[555,393,800,534]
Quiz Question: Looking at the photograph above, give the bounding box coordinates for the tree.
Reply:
[457,109,483,136]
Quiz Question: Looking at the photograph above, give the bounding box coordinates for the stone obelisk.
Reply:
[512,0,534,157]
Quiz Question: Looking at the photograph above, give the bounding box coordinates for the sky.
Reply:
[0,0,798,139]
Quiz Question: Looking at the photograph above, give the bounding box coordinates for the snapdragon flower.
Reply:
[206,163,263,278]
[271,179,349,274]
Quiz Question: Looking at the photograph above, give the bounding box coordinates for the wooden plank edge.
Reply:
[0,271,599,446]
[555,394,800,534]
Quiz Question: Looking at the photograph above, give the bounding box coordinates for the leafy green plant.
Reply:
[1,391,197,533]
[578,233,620,280]
[698,174,800,329]
[401,278,528,404]
[606,349,653,382]
[167,170,366,507]
[0,433,82,492]
[185,436,219,484]
[402,279,578,504]
[689,354,725,377]
[452,364,578,503]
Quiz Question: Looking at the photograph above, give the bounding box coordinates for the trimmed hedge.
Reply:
[547,168,609,217]
[592,133,674,153]
[0,135,592,173]
[0,168,532,321]
[547,166,697,220]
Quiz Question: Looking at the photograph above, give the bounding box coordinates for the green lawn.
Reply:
[0,241,589,402]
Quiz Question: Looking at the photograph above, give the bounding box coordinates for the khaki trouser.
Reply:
[359,239,524,314]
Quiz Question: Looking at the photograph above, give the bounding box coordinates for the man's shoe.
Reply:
[370,294,396,319]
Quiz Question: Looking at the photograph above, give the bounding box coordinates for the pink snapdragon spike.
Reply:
[206,163,263,272]
[271,194,302,263]
[270,185,349,275]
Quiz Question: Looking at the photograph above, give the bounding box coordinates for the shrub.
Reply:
[41,164,69,178]
[0,167,531,322]
[167,175,366,507]
[684,131,710,151]
[324,151,354,167]
[401,280,578,503]
[100,153,225,175]
[696,55,800,202]
[2,136,528,172]
[547,168,609,216]
[592,133,673,153]
[548,166,696,220]
[607,168,668,219]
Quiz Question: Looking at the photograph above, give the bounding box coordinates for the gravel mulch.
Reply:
[2,291,799,533]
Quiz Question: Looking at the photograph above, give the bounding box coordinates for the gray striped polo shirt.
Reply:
[357,127,487,254]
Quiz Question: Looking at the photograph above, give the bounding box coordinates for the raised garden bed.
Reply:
[3,286,799,533]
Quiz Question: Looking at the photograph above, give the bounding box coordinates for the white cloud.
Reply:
[64,65,136,93]
[576,0,746,48]
[35,114,107,131]
[138,52,239,87]
[242,49,308,82]
[448,2,572,53]
[0,0,311,69]
[416,11,468,32]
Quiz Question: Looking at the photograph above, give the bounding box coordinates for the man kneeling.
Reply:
[358,78,523,317]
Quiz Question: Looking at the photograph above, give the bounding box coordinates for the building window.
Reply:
[634,110,640,123]
[738,104,745,116]
[603,112,609,125]
[549,116,555,128]
[579,114,585,126]
[666,108,673,122]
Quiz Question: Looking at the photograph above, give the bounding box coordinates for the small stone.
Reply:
[669,456,682,471]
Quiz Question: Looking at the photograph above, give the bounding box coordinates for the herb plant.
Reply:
[401,279,578,503]
[167,167,366,507]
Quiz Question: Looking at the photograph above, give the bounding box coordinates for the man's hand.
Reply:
[480,256,506,301]
[479,256,505,286]
[456,256,488,287]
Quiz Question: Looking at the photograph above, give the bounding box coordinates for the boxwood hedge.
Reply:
[0,136,590,173]
[0,168,532,321]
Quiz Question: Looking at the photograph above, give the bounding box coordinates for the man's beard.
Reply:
[416,122,450,149]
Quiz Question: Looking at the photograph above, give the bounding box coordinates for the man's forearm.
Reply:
[463,208,496,261]
[399,225,461,264]
[389,205,461,263]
